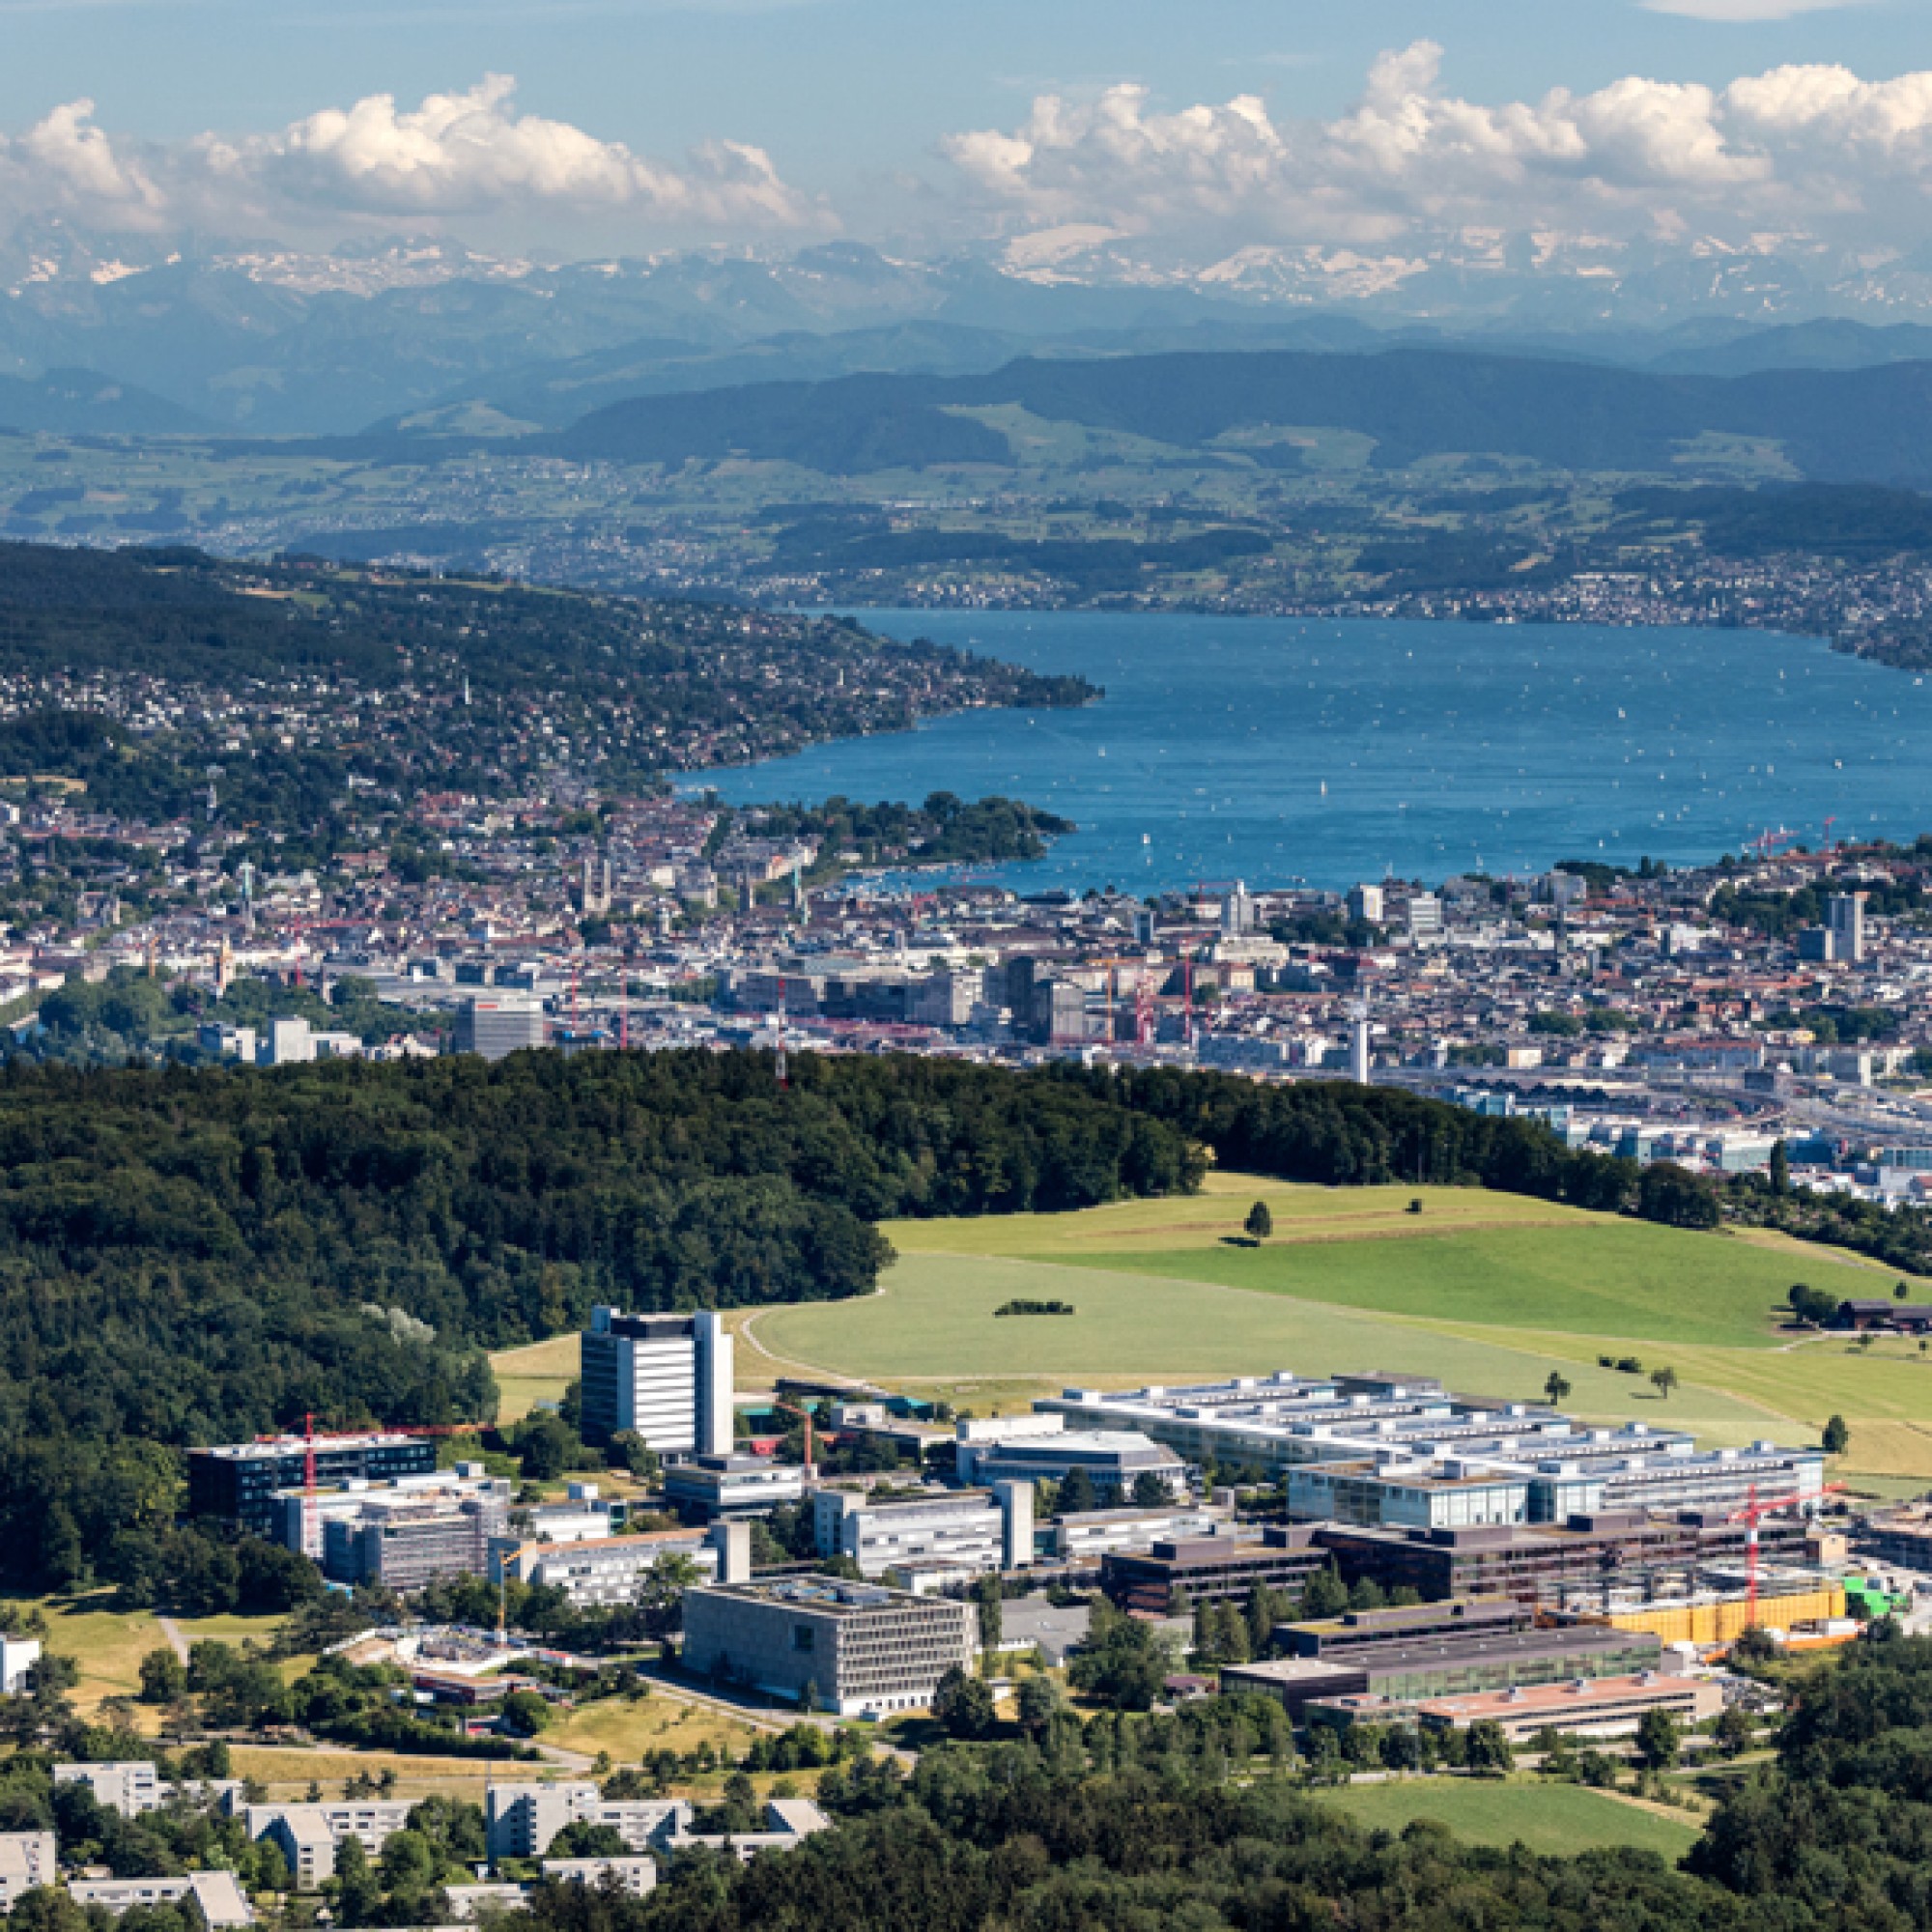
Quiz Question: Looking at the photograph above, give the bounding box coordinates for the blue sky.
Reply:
[0,0,1926,261]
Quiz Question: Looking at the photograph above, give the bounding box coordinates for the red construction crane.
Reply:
[771,1396,817,1481]
[1724,1481,1843,1628]
[1822,815,1838,853]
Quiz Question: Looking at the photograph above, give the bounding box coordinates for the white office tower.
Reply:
[1347,883,1384,926]
[581,1309,732,1456]
[1827,892,1867,964]
[1222,882,1254,936]
[1348,1006,1372,1085]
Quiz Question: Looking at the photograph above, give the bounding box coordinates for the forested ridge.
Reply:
[0,1050,1199,1588]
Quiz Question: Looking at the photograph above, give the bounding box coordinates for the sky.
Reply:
[0,0,1929,266]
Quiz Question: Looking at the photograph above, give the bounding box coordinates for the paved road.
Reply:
[156,1616,190,1666]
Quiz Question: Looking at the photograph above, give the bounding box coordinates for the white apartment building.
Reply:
[71,1874,253,1928]
[54,1763,162,1817]
[581,1307,733,1456]
[243,1801,413,1887]
[0,1833,56,1910]
[491,1527,718,1604]
[484,1787,690,1861]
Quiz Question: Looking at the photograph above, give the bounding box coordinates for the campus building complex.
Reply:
[186,1432,438,1539]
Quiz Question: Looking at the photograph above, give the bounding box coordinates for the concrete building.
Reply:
[682,1576,977,1717]
[454,996,547,1060]
[0,1636,41,1696]
[1222,1620,1662,1718]
[244,1802,413,1887]
[662,1453,802,1520]
[813,1484,1033,1578]
[187,1432,437,1539]
[581,1307,733,1457]
[1347,884,1385,926]
[0,1833,57,1910]
[1414,1670,1722,1743]
[952,1420,1185,1500]
[271,1465,512,1561]
[71,1875,254,1927]
[483,1787,689,1861]
[54,1763,162,1817]
[1100,1527,1333,1615]
[542,1860,657,1898]
[1828,892,1867,965]
[491,1526,717,1604]
[321,1487,511,1590]
[1044,1501,1229,1564]
[258,1016,314,1065]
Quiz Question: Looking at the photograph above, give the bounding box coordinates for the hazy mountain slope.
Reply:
[553,346,1932,483]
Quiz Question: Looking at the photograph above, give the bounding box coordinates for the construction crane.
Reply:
[1724,1481,1844,1628]
[771,1396,818,1482]
[1822,815,1838,853]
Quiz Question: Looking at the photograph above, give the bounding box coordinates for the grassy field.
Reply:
[1305,1777,1700,1859]
[493,1334,580,1422]
[36,1596,289,1715]
[543,1689,778,1765]
[229,1746,533,1802]
[744,1178,1932,1482]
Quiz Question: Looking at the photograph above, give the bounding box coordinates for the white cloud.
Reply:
[940,43,1932,254]
[1641,0,1870,20]
[0,75,820,236]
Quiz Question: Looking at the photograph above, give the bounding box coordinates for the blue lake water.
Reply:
[689,611,1932,893]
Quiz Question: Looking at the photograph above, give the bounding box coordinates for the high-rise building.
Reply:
[454,997,547,1060]
[580,1308,733,1456]
[1347,884,1384,926]
[1348,1007,1372,1084]
[1827,892,1867,964]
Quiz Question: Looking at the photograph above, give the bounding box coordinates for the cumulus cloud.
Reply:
[0,75,818,235]
[941,43,1932,253]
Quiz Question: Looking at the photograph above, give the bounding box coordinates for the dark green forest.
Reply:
[0,1050,1198,1588]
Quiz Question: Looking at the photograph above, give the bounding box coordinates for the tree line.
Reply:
[0,1050,1199,1589]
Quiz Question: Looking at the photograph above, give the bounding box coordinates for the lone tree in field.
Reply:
[1823,1414,1850,1456]
[1650,1366,1679,1401]
[1544,1372,1573,1406]
[1245,1201,1273,1242]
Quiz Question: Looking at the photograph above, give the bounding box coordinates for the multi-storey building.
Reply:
[453,996,547,1060]
[812,1485,1033,1578]
[682,1577,977,1716]
[483,1787,689,1861]
[243,1802,414,1887]
[661,1453,802,1520]
[321,1488,511,1590]
[580,1307,732,1456]
[0,1833,57,1910]
[71,1875,254,1927]
[187,1432,437,1538]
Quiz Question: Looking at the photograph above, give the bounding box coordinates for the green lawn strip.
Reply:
[751,1254,1777,1441]
[1304,1776,1700,1859]
[1046,1223,1841,1351]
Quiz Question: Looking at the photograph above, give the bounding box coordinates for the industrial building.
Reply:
[580,1307,733,1457]
[813,1484,1033,1578]
[186,1432,437,1538]
[682,1576,977,1716]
